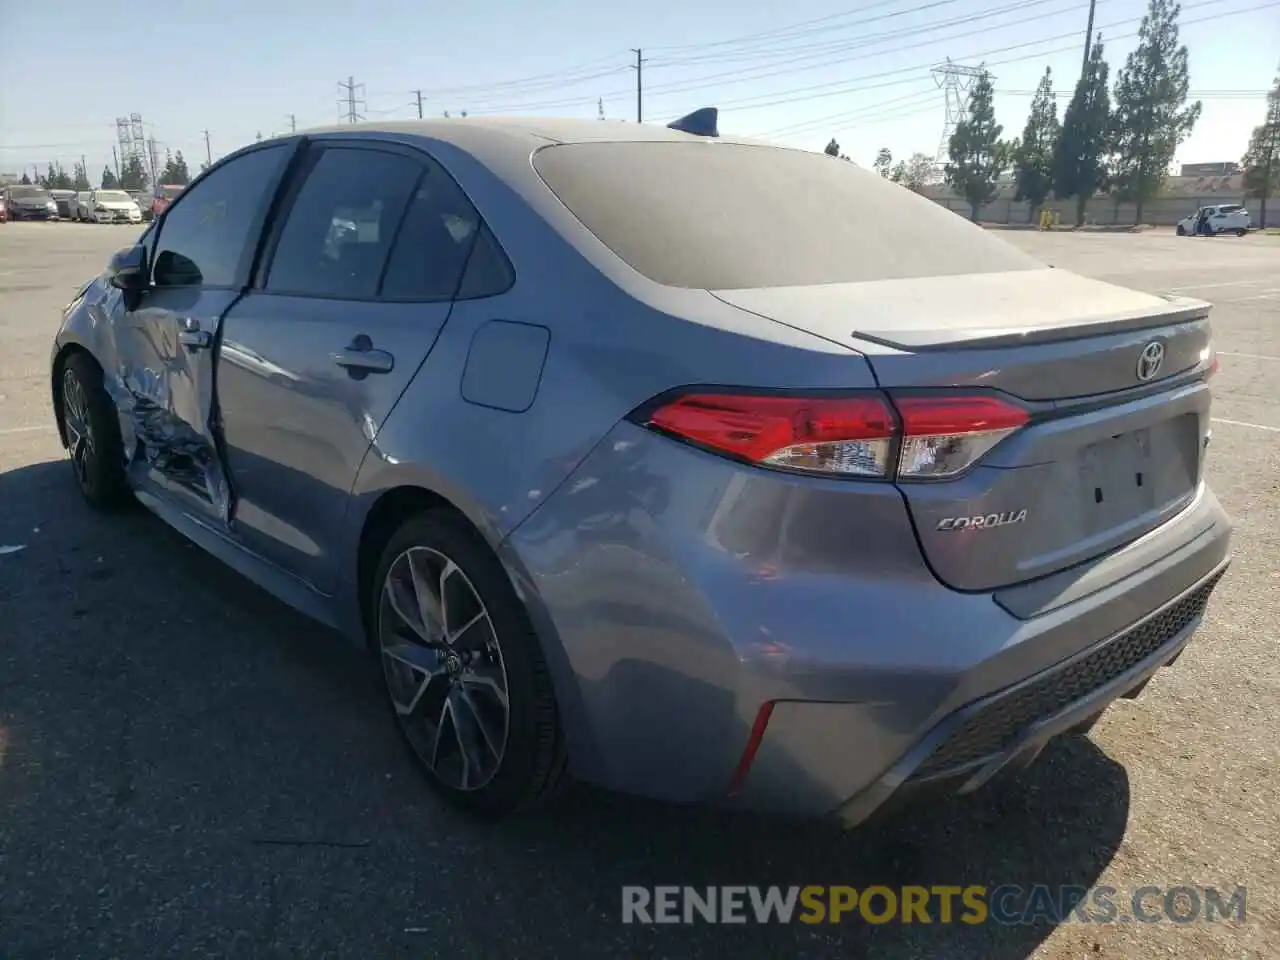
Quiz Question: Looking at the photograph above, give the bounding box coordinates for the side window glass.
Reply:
[455,223,515,300]
[152,145,288,289]
[380,161,488,301]
[265,147,421,299]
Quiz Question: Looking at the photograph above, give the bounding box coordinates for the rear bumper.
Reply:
[834,561,1225,826]
[506,423,1232,817]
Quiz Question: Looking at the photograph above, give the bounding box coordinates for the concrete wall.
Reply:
[929,194,1250,227]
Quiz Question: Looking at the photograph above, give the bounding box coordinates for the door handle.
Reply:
[331,334,394,375]
[177,318,212,350]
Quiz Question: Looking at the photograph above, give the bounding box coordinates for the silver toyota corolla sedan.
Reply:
[49,111,1232,823]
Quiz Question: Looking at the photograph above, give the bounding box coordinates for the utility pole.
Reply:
[289,114,297,134]
[111,145,119,183]
[414,90,424,118]
[338,76,365,124]
[146,136,159,188]
[630,48,646,123]
[203,130,212,168]
[1081,0,1097,78]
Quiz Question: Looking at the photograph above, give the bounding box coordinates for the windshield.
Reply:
[9,185,50,199]
[97,190,133,203]
[533,141,1038,289]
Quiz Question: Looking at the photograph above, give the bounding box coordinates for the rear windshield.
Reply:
[1217,204,1242,214]
[8,185,49,199]
[532,141,1040,289]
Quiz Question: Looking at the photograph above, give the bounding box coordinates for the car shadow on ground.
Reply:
[0,458,1131,959]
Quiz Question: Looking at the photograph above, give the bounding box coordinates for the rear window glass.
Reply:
[532,141,1040,290]
[1217,204,1242,214]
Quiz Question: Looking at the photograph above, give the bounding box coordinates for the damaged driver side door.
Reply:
[115,142,298,524]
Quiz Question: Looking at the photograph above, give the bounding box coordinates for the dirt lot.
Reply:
[0,223,1277,958]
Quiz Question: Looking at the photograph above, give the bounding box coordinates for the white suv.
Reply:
[1176,203,1252,236]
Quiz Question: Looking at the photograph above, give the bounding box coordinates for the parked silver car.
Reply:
[50,114,1231,821]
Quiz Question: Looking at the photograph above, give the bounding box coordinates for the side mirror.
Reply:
[107,244,147,291]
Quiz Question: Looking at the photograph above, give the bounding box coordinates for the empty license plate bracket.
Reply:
[1079,428,1157,521]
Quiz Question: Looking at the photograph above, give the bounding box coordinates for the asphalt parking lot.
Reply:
[1,222,1277,958]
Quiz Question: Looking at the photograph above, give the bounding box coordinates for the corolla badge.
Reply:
[1136,340,1165,381]
[936,510,1028,532]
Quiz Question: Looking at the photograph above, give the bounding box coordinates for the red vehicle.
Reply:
[150,183,185,218]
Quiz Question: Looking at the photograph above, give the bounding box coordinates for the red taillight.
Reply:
[646,392,896,477]
[893,394,1030,480]
[639,389,1027,481]
[726,701,775,795]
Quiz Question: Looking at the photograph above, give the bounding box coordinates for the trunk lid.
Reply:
[713,269,1214,592]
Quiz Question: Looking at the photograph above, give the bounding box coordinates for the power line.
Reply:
[653,0,1088,72]
[435,0,1270,120]
[648,0,957,55]
[462,0,1116,115]
[408,53,627,100]
[664,0,1280,115]
[754,86,941,136]
[399,0,1050,115]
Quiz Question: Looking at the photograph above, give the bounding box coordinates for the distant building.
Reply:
[0,172,19,185]
[1180,162,1238,177]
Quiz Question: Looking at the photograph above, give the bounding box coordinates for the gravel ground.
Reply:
[0,223,1276,958]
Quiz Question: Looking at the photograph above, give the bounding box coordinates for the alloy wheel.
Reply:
[62,368,96,489]
[377,545,510,791]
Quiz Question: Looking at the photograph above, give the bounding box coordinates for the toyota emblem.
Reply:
[1137,341,1165,381]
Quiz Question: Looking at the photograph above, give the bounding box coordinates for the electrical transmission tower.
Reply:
[338,76,366,124]
[116,114,146,168]
[931,60,987,166]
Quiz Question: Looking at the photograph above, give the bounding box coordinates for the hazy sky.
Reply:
[1,0,1276,182]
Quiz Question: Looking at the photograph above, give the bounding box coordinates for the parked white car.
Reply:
[1176,203,1251,237]
[80,189,143,224]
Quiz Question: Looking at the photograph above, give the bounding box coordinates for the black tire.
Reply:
[370,510,567,816]
[1237,228,1247,237]
[1176,225,1186,236]
[59,352,131,510]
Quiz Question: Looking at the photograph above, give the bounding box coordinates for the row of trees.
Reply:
[21,149,195,193]
[942,0,1208,225]
[849,0,1277,227]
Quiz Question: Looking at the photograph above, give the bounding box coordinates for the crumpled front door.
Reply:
[112,285,239,524]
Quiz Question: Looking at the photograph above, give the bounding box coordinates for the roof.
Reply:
[287,115,765,165]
